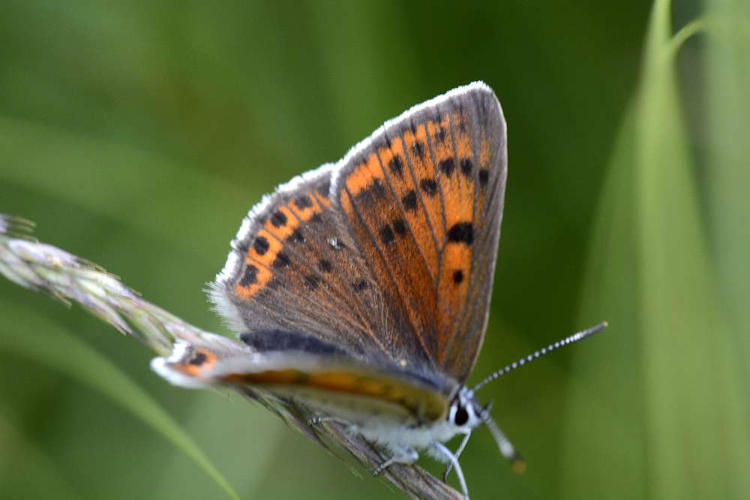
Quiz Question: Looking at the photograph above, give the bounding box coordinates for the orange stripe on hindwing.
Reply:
[263,205,298,240]
[246,229,282,267]
[223,368,448,421]
[235,254,273,299]
[288,193,320,222]
[234,191,330,301]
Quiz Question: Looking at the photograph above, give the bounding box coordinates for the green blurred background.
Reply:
[1,1,748,498]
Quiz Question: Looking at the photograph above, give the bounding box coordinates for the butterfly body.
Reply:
[152,82,508,497]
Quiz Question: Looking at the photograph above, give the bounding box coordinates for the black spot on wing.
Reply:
[392,219,407,236]
[253,236,269,255]
[439,158,455,177]
[437,126,447,143]
[271,211,287,227]
[189,352,208,366]
[413,141,425,158]
[371,178,387,198]
[380,225,396,245]
[240,265,259,286]
[389,156,404,177]
[294,195,313,209]
[447,223,474,245]
[290,229,305,243]
[402,190,418,211]
[273,252,291,268]
[420,178,437,196]
[304,274,321,290]
[479,168,489,186]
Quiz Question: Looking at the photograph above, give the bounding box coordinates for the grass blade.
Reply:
[564,1,750,498]
[706,1,750,409]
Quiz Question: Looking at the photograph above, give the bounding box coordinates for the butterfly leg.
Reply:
[307,415,352,426]
[433,441,469,499]
[307,415,360,437]
[372,446,419,476]
[443,431,472,482]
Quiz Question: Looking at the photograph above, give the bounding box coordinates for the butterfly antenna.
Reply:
[472,321,608,392]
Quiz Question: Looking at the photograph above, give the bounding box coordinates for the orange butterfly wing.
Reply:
[212,83,506,384]
[333,83,507,382]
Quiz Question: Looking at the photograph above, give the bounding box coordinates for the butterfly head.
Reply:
[447,386,485,431]
[442,386,526,475]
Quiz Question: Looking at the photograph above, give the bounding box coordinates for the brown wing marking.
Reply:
[373,135,439,277]
[339,161,438,363]
[441,91,507,380]
[401,121,447,248]
[239,198,384,351]
[431,108,477,358]
[221,171,393,357]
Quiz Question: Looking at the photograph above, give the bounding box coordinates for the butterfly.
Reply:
[150,82,606,498]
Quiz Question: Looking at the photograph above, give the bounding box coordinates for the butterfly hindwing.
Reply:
[332,82,507,382]
[152,330,454,423]
[211,165,397,359]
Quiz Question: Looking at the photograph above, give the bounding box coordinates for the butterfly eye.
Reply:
[454,406,469,426]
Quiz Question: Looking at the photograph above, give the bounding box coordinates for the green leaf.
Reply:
[706,1,750,411]
[563,1,750,499]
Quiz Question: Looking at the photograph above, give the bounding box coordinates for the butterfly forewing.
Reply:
[437,89,507,380]
[333,83,507,382]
